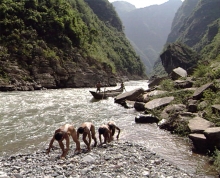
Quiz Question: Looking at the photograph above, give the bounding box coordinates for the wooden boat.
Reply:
[89,87,124,99]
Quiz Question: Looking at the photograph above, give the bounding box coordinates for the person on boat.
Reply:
[107,121,120,140]
[98,124,113,145]
[46,124,81,159]
[96,81,101,93]
[120,82,125,90]
[77,122,97,151]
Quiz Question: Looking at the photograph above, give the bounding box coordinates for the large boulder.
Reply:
[121,100,135,109]
[174,79,193,89]
[115,88,145,104]
[134,102,145,111]
[187,99,198,113]
[137,90,167,103]
[135,114,159,124]
[144,96,174,111]
[160,104,186,120]
[170,67,187,80]
[188,133,208,153]
[204,127,220,152]
[188,117,214,134]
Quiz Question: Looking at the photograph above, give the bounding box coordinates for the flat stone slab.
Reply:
[144,96,174,110]
[188,117,214,133]
[212,105,220,114]
[189,133,206,140]
[204,127,220,136]
[146,90,167,96]
[142,90,168,102]
[193,83,213,100]
[212,104,220,110]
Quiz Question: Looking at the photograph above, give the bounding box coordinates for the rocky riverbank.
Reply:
[0,141,206,178]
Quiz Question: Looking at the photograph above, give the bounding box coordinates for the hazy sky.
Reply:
[108,0,179,8]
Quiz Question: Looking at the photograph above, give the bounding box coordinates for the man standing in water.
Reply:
[107,121,120,140]
[98,124,113,145]
[47,124,81,159]
[77,122,97,151]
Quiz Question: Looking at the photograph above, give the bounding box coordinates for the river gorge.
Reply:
[0,80,216,177]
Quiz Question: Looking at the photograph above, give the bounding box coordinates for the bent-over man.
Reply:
[77,122,97,151]
[98,124,112,145]
[47,124,81,159]
[107,121,120,140]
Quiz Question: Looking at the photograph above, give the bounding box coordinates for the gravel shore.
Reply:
[0,141,208,178]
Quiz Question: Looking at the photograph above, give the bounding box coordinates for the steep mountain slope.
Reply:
[167,0,200,43]
[0,0,145,90]
[177,0,220,50]
[152,0,220,77]
[112,0,182,74]
[84,0,123,31]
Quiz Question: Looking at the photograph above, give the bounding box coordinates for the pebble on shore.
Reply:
[0,141,204,178]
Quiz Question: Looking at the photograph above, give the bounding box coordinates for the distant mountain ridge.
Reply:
[112,1,136,15]
[112,0,182,74]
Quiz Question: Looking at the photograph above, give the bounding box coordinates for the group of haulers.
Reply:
[47,121,120,159]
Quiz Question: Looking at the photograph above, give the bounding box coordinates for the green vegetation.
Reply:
[212,149,220,175]
[84,0,123,31]
[0,0,145,81]
[197,89,220,126]
[160,79,175,92]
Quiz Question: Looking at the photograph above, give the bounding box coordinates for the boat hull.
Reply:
[89,88,123,99]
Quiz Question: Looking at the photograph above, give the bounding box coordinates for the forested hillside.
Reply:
[0,0,145,91]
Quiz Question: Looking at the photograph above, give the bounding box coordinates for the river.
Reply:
[0,80,217,177]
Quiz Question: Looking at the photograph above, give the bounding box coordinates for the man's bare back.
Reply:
[47,124,81,159]
[77,122,97,151]
[107,121,120,140]
[98,124,112,145]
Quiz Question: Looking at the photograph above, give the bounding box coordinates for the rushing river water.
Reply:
[0,80,217,177]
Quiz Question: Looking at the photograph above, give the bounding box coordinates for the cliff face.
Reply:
[112,0,182,74]
[0,0,145,91]
[160,43,199,75]
[152,0,220,77]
